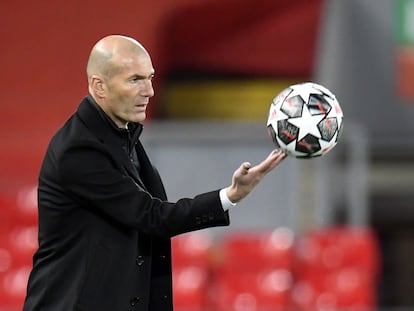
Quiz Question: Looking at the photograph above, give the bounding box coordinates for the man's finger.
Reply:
[254,150,286,173]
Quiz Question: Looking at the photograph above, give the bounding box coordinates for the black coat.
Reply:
[23,96,230,311]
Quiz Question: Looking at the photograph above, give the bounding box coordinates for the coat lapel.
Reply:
[135,141,168,201]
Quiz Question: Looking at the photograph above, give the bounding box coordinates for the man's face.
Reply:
[102,52,155,128]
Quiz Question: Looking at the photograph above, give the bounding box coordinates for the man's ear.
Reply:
[90,76,106,98]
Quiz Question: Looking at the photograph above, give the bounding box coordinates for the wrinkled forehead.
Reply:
[105,49,154,78]
[116,51,154,74]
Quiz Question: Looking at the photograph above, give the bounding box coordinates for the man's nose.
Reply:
[142,80,154,97]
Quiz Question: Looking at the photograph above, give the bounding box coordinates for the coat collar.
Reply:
[76,95,147,189]
[77,95,143,143]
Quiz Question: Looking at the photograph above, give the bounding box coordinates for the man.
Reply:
[23,35,285,311]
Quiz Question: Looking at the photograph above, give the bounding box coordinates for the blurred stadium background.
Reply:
[1,0,414,310]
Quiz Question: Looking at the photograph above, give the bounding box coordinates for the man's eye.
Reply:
[130,77,141,83]
[130,75,154,83]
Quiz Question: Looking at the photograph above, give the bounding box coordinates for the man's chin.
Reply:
[132,112,146,123]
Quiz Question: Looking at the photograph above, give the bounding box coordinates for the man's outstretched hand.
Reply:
[225,149,286,203]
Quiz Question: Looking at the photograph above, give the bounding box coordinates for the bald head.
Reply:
[86,35,150,83]
[85,35,155,127]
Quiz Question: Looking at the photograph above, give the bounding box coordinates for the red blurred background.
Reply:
[0,0,322,185]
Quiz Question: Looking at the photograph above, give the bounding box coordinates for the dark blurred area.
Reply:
[1,0,414,310]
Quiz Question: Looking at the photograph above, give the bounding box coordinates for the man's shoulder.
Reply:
[48,97,101,148]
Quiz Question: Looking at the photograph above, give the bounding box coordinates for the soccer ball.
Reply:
[267,82,344,158]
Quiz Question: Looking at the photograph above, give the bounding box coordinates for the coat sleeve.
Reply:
[55,139,230,237]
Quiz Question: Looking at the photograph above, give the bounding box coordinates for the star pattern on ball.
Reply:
[288,103,325,140]
[267,82,343,158]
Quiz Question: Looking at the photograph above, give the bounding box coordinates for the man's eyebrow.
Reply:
[131,72,155,79]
